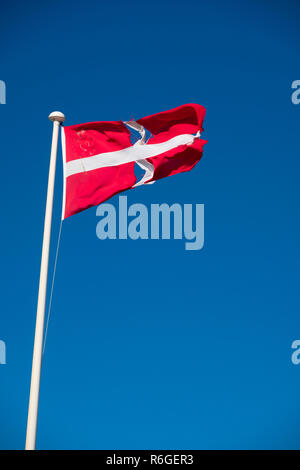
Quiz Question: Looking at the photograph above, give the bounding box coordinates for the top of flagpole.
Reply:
[48,111,66,123]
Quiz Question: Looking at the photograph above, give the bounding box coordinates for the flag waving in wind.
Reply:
[61,103,207,219]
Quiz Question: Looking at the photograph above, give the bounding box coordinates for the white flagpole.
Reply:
[25,111,65,450]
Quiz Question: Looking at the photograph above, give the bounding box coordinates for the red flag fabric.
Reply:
[61,103,207,219]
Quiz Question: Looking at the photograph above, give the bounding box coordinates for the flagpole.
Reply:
[25,111,65,450]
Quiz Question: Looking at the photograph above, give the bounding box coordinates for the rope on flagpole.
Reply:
[42,218,63,355]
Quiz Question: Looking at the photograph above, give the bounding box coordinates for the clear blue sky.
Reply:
[1,0,300,450]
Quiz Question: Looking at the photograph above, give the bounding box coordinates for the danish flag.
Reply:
[61,103,207,219]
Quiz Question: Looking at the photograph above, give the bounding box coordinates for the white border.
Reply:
[61,127,67,220]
